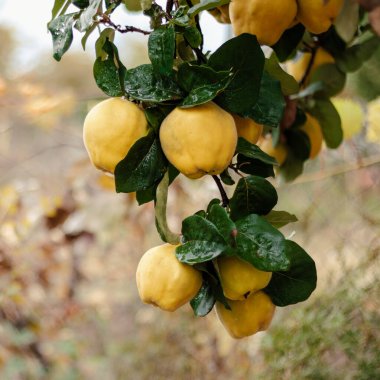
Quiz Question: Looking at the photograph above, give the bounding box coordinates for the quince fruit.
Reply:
[216,291,276,339]
[208,4,231,24]
[136,244,202,312]
[218,256,272,301]
[258,136,288,166]
[233,114,263,145]
[83,97,148,174]
[159,102,237,179]
[297,0,345,35]
[299,114,323,159]
[230,0,297,46]
[287,48,335,84]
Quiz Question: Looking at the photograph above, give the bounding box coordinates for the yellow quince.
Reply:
[136,244,202,312]
[216,291,276,339]
[159,102,238,179]
[83,97,148,174]
[299,114,323,159]
[208,4,231,24]
[258,135,288,166]
[297,0,345,35]
[230,0,298,46]
[233,114,263,145]
[217,256,272,301]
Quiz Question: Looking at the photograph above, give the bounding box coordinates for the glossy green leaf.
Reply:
[75,0,101,32]
[207,204,236,245]
[229,176,278,221]
[272,23,305,62]
[124,64,184,102]
[148,26,176,77]
[48,13,76,61]
[115,132,167,193]
[184,26,202,48]
[235,214,290,271]
[220,169,235,185]
[285,128,311,161]
[264,210,298,229]
[247,71,285,128]
[236,138,277,165]
[176,216,228,265]
[72,0,90,9]
[209,34,265,115]
[190,280,215,317]
[264,240,317,306]
[236,155,275,178]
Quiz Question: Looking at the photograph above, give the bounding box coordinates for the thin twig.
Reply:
[212,175,229,207]
[99,14,151,35]
[300,47,317,87]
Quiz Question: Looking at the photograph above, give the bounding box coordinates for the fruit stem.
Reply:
[300,47,317,88]
[155,171,181,245]
[212,175,229,208]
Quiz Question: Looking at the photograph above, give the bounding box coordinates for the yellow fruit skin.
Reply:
[136,244,202,312]
[159,102,238,179]
[83,97,148,174]
[209,4,231,24]
[297,0,345,34]
[233,114,263,145]
[332,98,364,140]
[287,48,335,84]
[300,114,323,159]
[230,0,297,46]
[258,136,288,166]
[218,256,272,301]
[216,291,276,339]
[367,97,380,144]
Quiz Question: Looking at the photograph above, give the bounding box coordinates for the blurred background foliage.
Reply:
[0,8,380,379]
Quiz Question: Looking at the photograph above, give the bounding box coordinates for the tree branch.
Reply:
[212,175,229,207]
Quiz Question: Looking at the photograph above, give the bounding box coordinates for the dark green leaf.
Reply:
[285,128,311,161]
[144,105,173,131]
[176,216,227,265]
[190,280,215,317]
[51,0,69,20]
[220,169,235,185]
[115,132,167,193]
[188,0,230,17]
[229,176,278,221]
[209,34,265,115]
[148,26,176,77]
[236,137,277,165]
[272,23,305,62]
[95,28,115,59]
[265,54,299,96]
[263,210,298,229]
[236,155,275,178]
[247,71,285,128]
[308,98,343,149]
[235,214,289,271]
[72,0,90,9]
[75,0,101,32]
[278,150,304,183]
[207,204,236,244]
[124,64,184,102]
[264,240,317,306]
[310,64,346,97]
[184,26,202,48]
[48,13,76,61]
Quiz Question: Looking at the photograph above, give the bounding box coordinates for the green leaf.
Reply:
[207,204,236,245]
[188,0,230,18]
[229,176,278,221]
[272,23,305,62]
[95,28,115,59]
[220,169,235,185]
[51,0,69,20]
[235,214,290,271]
[263,210,298,229]
[48,13,76,61]
[335,36,379,73]
[190,280,215,317]
[208,34,265,115]
[115,132,168,193]
[334,0,359,42]
[148,26,176,77]
[308,98,343,149]
[75,0,101,32]
[285,128,311,161]
[236,155,275,178]
[184,26,202,48]
[236,138,277,165]
[124,64,184,102]
[310,64,346,97]
[178,64,232,107]
[81,22,98,50]
[93,39,126,97]
[176,215,228,265]
[264,240,317,306]
[72,0,90,9]
[144,105,173,131]
[278,150,304,183]
[265,55,299,96]
[247,71,285,128]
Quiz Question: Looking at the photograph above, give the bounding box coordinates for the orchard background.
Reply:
[0,0,380,379]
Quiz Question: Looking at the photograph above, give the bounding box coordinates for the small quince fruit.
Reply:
[83,97,148,174]
[159,102,237,179]
[297,0,345,35]
[233,114,263,145]
[258,136,288,166]
[218,256,272,301]
[216,291,276,339]
[299,114,323,159]
[136,244,202,312]
[230,0,297,46]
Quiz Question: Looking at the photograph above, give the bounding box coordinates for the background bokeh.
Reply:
[0,2,380,379]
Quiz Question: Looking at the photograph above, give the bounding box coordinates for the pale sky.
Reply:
[0,0,231,74]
